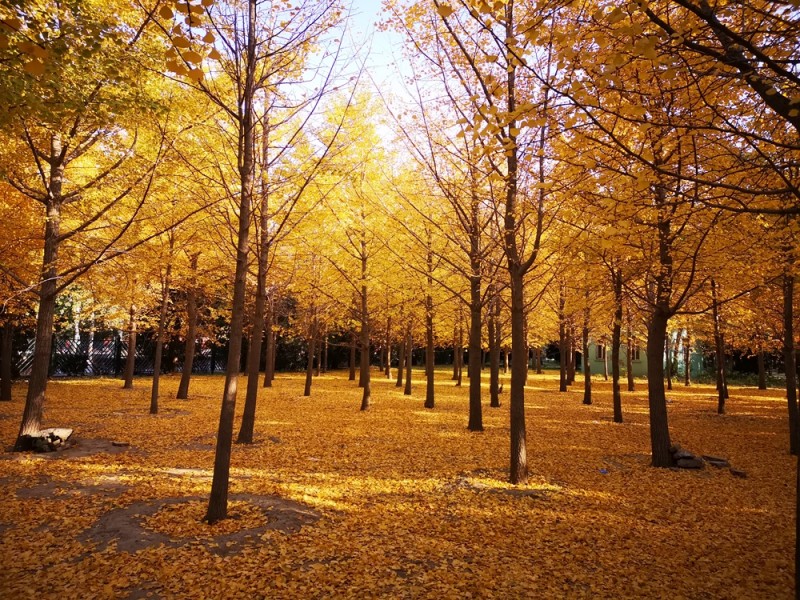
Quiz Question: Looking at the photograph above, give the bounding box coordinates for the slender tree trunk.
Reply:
[647,308,673,467]
[385,316,391,379]
[315,330,322,377]
[205,0,257,524]
[150,256,173,415]
[237,230,270,442]
[1,322,12,401]
[567,324,575,385]
[452,322,459,381]
[488,286,500,408]
[15,191,61,448]
[360,273,371,410]
[711,279,726,414]
[626,309,635,392]
[177,255,199,400]
[612,268,623,423]
[757,347,767,390]
[784,270,799,455]
[323,333,329,374]
[582,302,591,405]
[456,322,463,387]
[404,325,412,396]
[684,336,692,387]
[602,342,608,381]
[304,317,316,397]
[468,270,483,429]
[349,331,356,381]
[536,347,542,374]
[123,305,137,389]
[396,340,404,388]
[665,335,673,392]
[559,286,567,392]
[262,298,274,387]
[508,268,528,484]
[425,299,434,409]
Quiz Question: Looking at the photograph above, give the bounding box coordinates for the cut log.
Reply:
[24,428,74,452]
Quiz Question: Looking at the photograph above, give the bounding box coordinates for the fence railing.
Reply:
[11,330,228,378]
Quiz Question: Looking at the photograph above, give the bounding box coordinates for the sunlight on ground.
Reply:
[0,370,794,598]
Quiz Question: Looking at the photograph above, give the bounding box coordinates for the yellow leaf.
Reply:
[208,48,221,60]
[173,35,191,48]
[183,50,203,64]
[188,67,204,81]
[203,31,215,43]
[159,5,174,19]
[23,59,45,75]
[437,4,454,18]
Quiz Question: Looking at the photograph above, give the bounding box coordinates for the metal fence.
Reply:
[12,330,228,378]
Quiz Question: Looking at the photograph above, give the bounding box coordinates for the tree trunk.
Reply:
[536,347,542,374]
[665,335,673,392]
[567,324,576,386]
[757,347,766,390]
[455,323,463,387]
[15,193,61,449]
[237,231,270,443]
[602,342,608,381]
[425,296,434,409]
[684,336,692,387]
[384,316,391,379]
[508,268,528,484]
[488,286,500,408]
[360,275,371,410]
[784,270,799,455]
[467,270,483,430]
[315,330,322,377]
[349,331,356,381]
[323,333,329,374]
[558,286,567,392]
[582,302,591,405]
[452,322,459,381]
[177,256,199,400]
[1,322,13,401]
[150,256,173,416]
[205,0,257,524]
[304,317,316,397]
[612,268,623,423]
[711,279,726,414]
[396,340,404,388]
[262,298,274,387]
[404,326,412,396]
[626,309,635,392]
[123,305,137,389]
[647,308,673,467]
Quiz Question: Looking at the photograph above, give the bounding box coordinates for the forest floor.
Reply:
[0,370,794,599]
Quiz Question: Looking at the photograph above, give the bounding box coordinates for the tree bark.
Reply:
[508,268,528,484]
[425,297,434,409]
[123,305,137,389]
[665,335,673,392]
[711,278,726,414]
[349,330,356,381]
[262,297,274,387]
[205,0,257,524]
[647,308,673,467]
[467,268,483,430]
[360,272,371,410]
[150,254,173,416]
[488,286,500,408]
[784,270,799,455]
[15,171,62,448]
[582,302,591,405]
[177,255,199,400]
[558,285,567,392]
[626,309,635,392]
[611,268,623,423]
[567,323,576,386]
[384,316,391,379]
[396,340,404,388]
[1,322,12,401]
[404,325,412,396]
[304,316,316,397]
[684,335,692,387]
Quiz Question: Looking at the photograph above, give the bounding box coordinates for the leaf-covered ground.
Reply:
[0,371,794,598]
